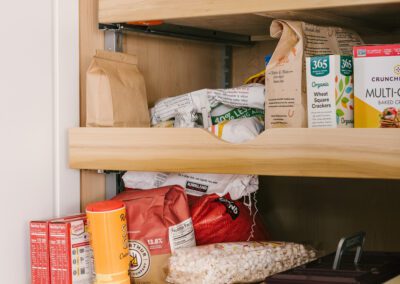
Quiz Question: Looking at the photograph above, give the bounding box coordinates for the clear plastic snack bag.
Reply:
[167,242,316,284]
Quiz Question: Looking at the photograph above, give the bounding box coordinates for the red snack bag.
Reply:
[191,194,268,245]
[113,185,195,284]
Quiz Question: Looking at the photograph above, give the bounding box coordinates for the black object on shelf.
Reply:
[333,231,366,270]
[266,232,400,284]
[99,23,253,46]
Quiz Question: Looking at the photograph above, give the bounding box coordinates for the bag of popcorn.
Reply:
[166,242,316,284]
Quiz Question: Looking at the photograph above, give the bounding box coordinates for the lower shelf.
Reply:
[68,127,400,179]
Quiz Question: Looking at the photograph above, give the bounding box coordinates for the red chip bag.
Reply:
[113,185,196,284]
[191,194,268,245]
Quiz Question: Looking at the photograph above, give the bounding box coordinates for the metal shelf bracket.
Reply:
[99,23,252,47]
[103,25,123,52]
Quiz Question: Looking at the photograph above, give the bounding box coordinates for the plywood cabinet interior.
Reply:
[78,0,400,250]
[79,0,224,208]
[123,34,223,107]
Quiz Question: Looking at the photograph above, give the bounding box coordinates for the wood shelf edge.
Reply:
[98,0,400,23]
[68,128,400,179]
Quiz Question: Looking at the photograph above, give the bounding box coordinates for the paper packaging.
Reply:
[113,186,195,284]
[30,214,88,284]
[265,20,362,128]
[353,44,400,128]
[49,215,93,284]
[306,55,354,128]
[86,50,150,127]
[30,221,51,284]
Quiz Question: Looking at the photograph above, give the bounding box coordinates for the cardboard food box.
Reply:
[265,20,362,128]
[30,221,51,284]
[306,55,354,128]
[49,215,93,284]
[353,44,400,128]
[30,214,87,284]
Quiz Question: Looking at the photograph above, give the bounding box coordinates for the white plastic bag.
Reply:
[208,117,264,143]
[210,83,265,110]
[122,172,258,200]
[211,104,264,125]
[150,89,212,127]
[150,84,265,128]
[167,242,316,284]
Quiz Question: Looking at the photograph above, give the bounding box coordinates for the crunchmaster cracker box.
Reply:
[306,55,354,128]
[353,44,400,128]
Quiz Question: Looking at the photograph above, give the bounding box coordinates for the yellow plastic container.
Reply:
[86,200,130,284]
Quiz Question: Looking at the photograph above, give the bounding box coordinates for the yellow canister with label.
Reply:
[86,200,130,284]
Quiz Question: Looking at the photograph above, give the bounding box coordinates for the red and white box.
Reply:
[49,215,93,284]
[30,214,86,284]
[30,221,51,284]
[353,44,400,58]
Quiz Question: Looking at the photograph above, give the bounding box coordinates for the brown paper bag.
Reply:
[86,50,150,127]
[265,20,363,128]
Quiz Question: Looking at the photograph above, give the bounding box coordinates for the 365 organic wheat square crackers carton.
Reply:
[306,55,354,128]
[353,44,400,128]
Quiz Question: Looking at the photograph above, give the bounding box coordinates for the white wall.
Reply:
[0,0,79,282]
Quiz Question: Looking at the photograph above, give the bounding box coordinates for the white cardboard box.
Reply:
[353,44,400,128]
[306,55,354,128]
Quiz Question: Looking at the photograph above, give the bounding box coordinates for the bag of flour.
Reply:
[113,186,195,284]
[122,171,258,200]
[86,50,150,127]
[265,20,362,128]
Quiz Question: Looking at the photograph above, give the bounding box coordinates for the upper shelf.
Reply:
[98,0,400,38]
[69,128,400,179]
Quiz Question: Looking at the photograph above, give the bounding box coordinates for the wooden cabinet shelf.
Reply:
[76,0,400,253]
[99,0,400,38]
[69,128,400,179]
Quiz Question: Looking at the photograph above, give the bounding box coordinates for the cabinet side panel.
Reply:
[79,0,104,127]
[79,0,105,208]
